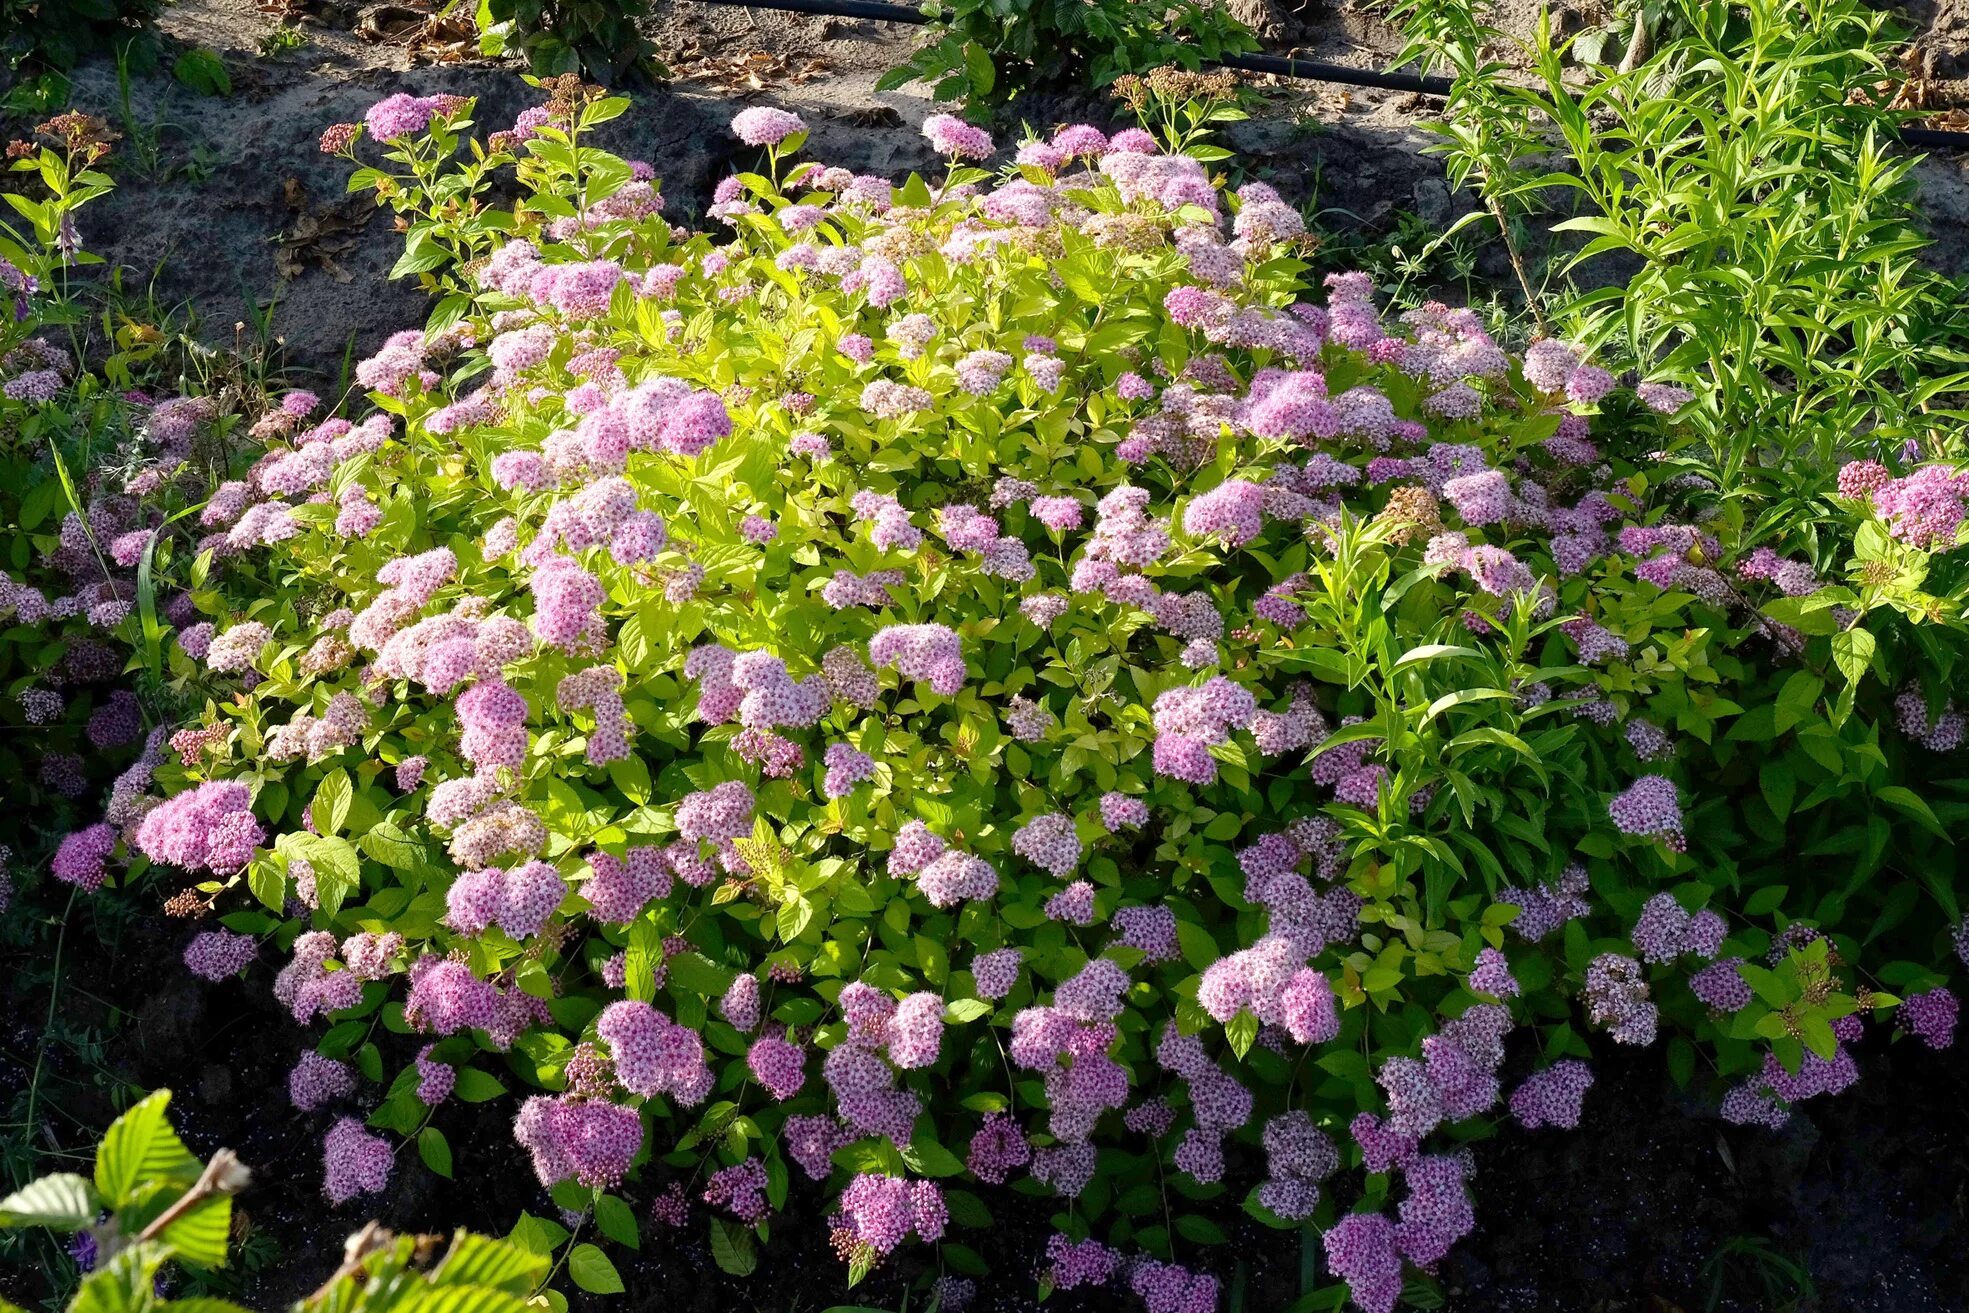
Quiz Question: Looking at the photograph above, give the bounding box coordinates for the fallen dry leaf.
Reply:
[275,177,378,284]
[668,46,831,97]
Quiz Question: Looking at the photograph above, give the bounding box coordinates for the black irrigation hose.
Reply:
[688,0,1969,148]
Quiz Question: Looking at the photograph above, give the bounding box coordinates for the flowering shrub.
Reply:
[0,114,239,905]
[63,81,1969,1310]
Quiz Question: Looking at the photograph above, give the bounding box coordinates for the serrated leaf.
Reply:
[96,1091,200,1209]
[430,1229,550,1288]
[419,1127,453,1179]
[568,1243,623,1294]
[0,1173,99,1229]
[359,822,426,871]
[160,1194,232,1268]
[708,1218,757,1276]
[594,1194,639,1250]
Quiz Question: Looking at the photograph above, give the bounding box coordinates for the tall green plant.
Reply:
[1382,0,1550,326]
[1513,0,1969,504]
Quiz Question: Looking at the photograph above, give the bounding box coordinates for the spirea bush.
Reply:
[52,82,1969,1310]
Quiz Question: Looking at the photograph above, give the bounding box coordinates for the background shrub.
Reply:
[0,0,161,77]
[881,0,1260,109]
[473,0,666,83]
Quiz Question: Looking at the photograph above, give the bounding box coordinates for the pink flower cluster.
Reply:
[322,1118,392,1204]
[1197,935,1338,1045]
[289,1052,355,1110]
[1151,677,1256,785]
[446,861,566,938]
[1509,1059,1595,1129]
[1630,891,1725,964]
[596,1000,714,1105]
[703,1157,771,1222]
[183,929,257,980]
[884,819,998,906]
[135,780,264,875]
[868,623,965,694]
[834,1173,946,1258]
[514,1094,644,1188]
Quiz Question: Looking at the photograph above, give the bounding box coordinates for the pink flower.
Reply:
[731,106,806,146]
[922,114,994,160]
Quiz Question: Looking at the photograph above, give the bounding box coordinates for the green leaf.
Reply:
[96,1091,200,1210]
[708,1218,758,1276]
[903,1133,967,1178]
[172,48,232,96]
[72,1244,170,1313]
[626,918,661,1004]
[248,857,287,913]
[1176,921,1219,972]
[275,833,362,917]
[430,1230,551,1288]
[1829,627,1875,686]
[453,1068,507,1103]
[160,1194,232,1268]
[594,1194,640,1250]
[1759,761,1796,821]
[1800,1013,1838,1061]
[1224,1010,1258,1060]
[359,822,426,871]
[1393,643,1480,671]
[419,1127,453,1179]
[311,770,355,835]
[0,1173,100,1229]
[606,755,652,805]
[1666,1037,1695,1089]
[1743,886,1789,918]
[943,1188,992,1229]
[1176,1213,1228,1245]
[568,1242,624,1294]
[667,951,734,997]
[777,895,815,942]
[1875,785,1948,840]
[506,1212,570,1258]
[962,40,996,96]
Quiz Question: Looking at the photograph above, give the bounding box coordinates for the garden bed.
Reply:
[4,1,1969,1312]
